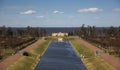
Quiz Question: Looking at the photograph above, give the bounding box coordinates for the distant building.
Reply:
[52,32,68,37]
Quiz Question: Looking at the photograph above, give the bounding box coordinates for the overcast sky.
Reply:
[0,0,120,27]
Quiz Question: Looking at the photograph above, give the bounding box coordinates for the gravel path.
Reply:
[0,39,44,70]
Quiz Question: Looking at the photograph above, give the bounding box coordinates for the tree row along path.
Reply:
[0,39,45,70]
[76,38,120,70]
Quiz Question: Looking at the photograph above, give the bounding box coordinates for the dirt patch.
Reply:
[76,38,120,70]
[0,39,44,70]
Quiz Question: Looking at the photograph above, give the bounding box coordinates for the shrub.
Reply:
[0,55,3,60]
[22,51,29,56]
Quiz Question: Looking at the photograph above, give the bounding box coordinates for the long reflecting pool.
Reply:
[35,41,87,70]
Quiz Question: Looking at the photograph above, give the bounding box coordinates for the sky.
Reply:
[0,0,120,27]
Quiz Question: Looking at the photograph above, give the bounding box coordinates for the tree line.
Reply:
[0,26,46,37]
[69,24,120,57]
[71,24,120,38]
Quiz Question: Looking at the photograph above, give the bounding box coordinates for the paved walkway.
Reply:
[35,41,87,70]
[0,39,44,70]
[76,38,120,70]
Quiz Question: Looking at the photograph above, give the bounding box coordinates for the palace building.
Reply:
[52,32,68,37]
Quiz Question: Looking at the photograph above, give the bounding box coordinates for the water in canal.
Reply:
[35,41,87,70]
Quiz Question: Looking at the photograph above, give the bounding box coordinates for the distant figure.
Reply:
[95,51,100,56]
[80,54,84,59]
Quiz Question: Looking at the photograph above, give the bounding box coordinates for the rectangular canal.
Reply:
[35,41,87,70]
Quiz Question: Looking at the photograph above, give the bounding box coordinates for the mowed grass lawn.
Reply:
[71,39,116,70]
[6,40,50,70]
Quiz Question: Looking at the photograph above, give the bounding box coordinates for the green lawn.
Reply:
[6,40,50,70]
[70,39,116,70]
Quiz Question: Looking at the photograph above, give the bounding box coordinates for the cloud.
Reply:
[113,8,120,12]
[77,8,103,13]
[53,10,64,14]
[20,10,36,15]
[36,16,44,19]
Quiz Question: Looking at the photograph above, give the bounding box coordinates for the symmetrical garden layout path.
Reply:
[76,38,120,70]
[35,41,87,70]
[0,39,44,70]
